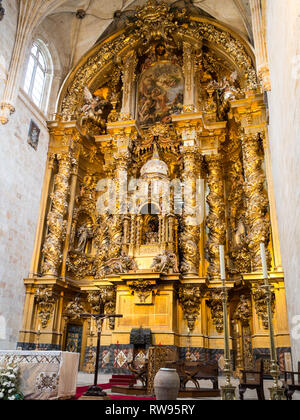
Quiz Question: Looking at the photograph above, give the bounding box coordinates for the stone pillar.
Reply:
[206,154,226,280]
[241,133,270,271]
[41,151,73,277]
[120,51,138,120]
[180,145,199,275]
[250,0,271,91]
[29,153,56,276]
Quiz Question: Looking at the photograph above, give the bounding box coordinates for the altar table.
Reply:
[0,351,80,400]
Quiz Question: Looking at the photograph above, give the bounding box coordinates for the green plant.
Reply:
[0,362,24,401]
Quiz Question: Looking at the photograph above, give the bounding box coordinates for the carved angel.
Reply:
[207,71,240,103]
[151,252,179,274]
[79,86,108,126]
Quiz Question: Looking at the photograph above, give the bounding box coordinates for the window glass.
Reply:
[23,43,49,109]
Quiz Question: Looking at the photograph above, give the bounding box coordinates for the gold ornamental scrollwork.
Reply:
[179,145,200,275]
[87,287,117,330]
[241,133,270,271]
[41,151,74,277]
[226,129,250,274]
[129,280,155,304]
[58,1,257,119]
[35,287,58,329]
[252,281,275,329]
[178,286,203,331]
[205,154,226,280]
[99,286,117,330]
[207,290,224,333]
[64,296,85,321]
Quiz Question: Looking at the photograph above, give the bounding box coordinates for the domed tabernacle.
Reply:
[140,144,169,178]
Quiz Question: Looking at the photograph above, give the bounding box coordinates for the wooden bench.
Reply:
[166,360,219,391]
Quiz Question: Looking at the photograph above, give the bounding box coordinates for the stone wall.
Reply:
[0,97,49,349]
[0,1,52,349]
[266,0,300,368]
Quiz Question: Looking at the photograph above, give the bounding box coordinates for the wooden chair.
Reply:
[127,360,148,389]
[282,361,300,400]
[239,359,265,400]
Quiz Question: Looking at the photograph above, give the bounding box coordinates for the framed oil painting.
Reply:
[138,62,184,126]
[27,119,40,150]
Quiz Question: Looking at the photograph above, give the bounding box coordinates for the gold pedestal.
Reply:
[221,385,236,400]
[269,387,286,401]
[78,395,111,400]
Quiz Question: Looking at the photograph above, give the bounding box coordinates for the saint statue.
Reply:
[76,223,93,253]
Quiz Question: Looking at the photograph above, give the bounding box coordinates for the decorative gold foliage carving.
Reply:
[178,286,202,331]
[64,296,85,321]
[207,291,224,333]
[241,133,270,271]
[35,287,58,329]
[41,152,73,277]
[129,280,154,304]
[234,294,252,326]
[59,1,257,119]
[252,281,275,329]
[88,287,117,329]
[205,155,226,279]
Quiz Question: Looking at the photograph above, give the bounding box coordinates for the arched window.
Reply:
[23,41,53,112]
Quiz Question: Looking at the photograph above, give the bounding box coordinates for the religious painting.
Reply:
[138,62,184,125]
[27,119,40,150]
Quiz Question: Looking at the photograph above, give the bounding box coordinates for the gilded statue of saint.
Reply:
[76,223,93,253]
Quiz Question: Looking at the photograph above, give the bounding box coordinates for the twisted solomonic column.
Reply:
[241,133,270,271]
[206,154,226,279]
[180,146,200,275]
[41,152,73,276]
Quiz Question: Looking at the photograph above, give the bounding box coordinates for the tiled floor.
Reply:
[77,372,300,400]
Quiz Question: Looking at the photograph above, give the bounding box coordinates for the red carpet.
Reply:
[74,381,156,400]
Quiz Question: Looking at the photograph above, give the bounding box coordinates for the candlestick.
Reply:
[219,245,226,280]
[259,242,286,400]
[219,245,236,400]
[260,242,268,279]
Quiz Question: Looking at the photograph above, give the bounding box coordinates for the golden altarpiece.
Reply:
[18,1,291,374]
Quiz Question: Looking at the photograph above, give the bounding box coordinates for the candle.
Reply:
[219,245,226,280]
[260,242,268,279]
[38,324,41,333]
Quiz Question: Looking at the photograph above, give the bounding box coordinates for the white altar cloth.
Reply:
[0,351,80,400]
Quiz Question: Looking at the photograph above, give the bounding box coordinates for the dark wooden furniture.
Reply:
[194,361,219,391]
[127,360,148,389]
[282,361,300,400]
[112,359,221,398]
[239,359,265,400]
[167,360,219,391]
